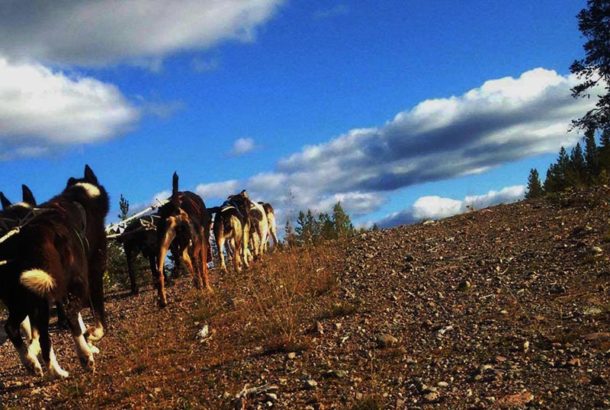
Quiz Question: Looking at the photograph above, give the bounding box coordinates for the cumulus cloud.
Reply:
[377,185,525,228]
[0,0,283,66]
[196,180,240,200]
[0,58,138,160]
[230,137,257,156]
[194,68,597,224]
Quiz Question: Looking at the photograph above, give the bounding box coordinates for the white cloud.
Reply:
[0,57,138,159]
[230,137,257,156]
[378,185,525,227]
[196,180,240,200]
[0,0,283,66]
[412,196,463,220]
[192,68,598,224]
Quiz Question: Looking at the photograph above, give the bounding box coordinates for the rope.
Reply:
[105,198,168,238]
[0,208,49,245]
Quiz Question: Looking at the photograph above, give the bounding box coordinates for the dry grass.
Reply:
[191,243,342,355]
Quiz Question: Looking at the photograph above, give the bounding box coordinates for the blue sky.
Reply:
[0,0,595,226]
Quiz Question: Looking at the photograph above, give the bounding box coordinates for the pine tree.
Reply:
[317,212,336,240]
[295,211,309,244]
[284,219,296,247]
[570,0,610,134]
[568,142,586,186]
[599,127,610,172]
[118,194,130,220]
[332,202,353,238]
[544,147,570,193]
[583,128,599,182]
[525,168,544,199]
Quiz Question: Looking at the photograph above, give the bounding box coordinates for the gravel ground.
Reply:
[0,188,609,409]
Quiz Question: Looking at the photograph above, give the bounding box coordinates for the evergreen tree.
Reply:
[317,212,336,240]
[599,127,610,172]
[295,211,309,244]
[583,128,599,181]
[332,202,353,238]
[570,0,610,133]
[544,147,570,192]
[284,219,296,247]
[525,168,544,199]
[568,142,586,186]
[118,194,129,220]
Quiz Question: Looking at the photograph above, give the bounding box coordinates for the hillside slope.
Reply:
[0,188,609,409]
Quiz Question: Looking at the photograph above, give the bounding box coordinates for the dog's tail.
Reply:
[20,269,56,296]
[172,172,179,196]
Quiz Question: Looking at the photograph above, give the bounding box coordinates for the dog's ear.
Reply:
[21,185,36,206]
[172,172,179,196]
[0,192,12,210]
[84,165,98,184]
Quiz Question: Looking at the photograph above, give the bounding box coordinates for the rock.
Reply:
[304,379,318,389]
[376,333,398,348]
[583,306,603,316]
[566,357,581,367]
[591,246,603,256]
[497,391,534,407]
[423,391,440,402]
[457,280,471,291]
[287,352,297,360]
[583,332,610,341]
[437,381,449,387]
[323,369,347,379]
[590,375,607,386]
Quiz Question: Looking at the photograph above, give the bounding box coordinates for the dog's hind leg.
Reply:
[125,245,139,295]
[20,317,32,342]
[199,227,213,292]
[6,309,43,377]
[31,303,69,379]
[86,243,106,342]
[63,298,95,372]
[216,227,228,274]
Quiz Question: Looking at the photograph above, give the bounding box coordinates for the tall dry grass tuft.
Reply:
[191,243,341,356]
[242,245,339,351]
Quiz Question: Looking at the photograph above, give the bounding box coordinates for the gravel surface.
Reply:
[0,188,609,409]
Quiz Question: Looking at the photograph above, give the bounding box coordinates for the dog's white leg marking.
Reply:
[77,313,86,334]
[18,329,43,376]
[87,320,104,342]
[78,313,100,354]
[73,334,95,371]
[20,317,32,342]
[48,347,69,379]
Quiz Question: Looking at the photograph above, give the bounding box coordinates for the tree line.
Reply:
[284,202,364,246]
[527,0,610,199]
[526,128,610,198]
